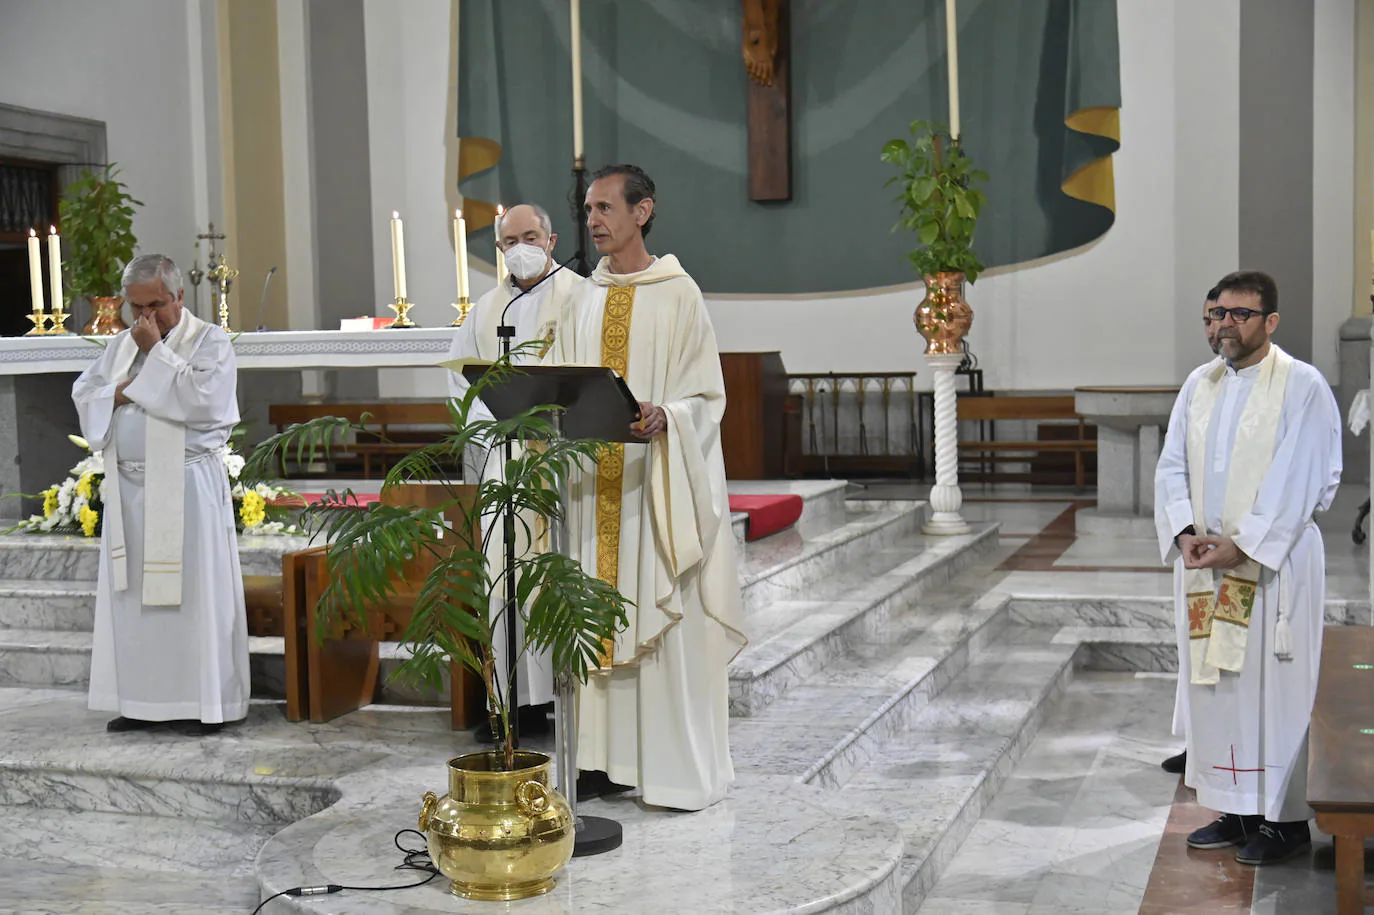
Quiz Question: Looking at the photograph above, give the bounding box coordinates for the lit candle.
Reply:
[454,209,470,301]
[494,205,508,286]
[390,210,407,301]
[47,226,63,313]
[945,0,960,140]
[26,229,44,313]
[571,0,584,160]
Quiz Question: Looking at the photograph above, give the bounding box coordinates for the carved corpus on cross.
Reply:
[742,0,791,201]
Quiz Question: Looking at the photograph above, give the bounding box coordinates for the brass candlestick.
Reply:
[450,296,472,327]
[388,298,418,328]
[46,306,73,335]
[22,310,48,336]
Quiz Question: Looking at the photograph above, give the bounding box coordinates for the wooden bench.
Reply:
[268,401,457,479]
[241,483,486,728]
[956,395,1096,489]
[1309,625,1374,914]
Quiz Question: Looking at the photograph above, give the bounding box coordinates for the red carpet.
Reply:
[294,492,381,508]
[728,494,804,541]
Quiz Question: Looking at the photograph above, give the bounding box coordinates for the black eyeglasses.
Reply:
[1206,306,1265,323]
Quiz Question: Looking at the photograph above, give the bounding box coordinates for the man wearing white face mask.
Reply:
[446,201,583,741]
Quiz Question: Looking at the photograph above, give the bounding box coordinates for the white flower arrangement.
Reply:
[11,435,303,538]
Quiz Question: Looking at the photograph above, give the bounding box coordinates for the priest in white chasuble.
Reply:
[72,255,248,734]
[446,202,583,737]
[549,164,747,811]
[1154,270,1341,866]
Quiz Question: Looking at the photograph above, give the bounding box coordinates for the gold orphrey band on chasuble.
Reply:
[594,286,637,666]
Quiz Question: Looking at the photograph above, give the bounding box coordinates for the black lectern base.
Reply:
[573,815,623,857]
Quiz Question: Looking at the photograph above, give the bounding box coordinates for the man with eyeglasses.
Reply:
[1154,270,1341,865]
[1161,285,1227,777]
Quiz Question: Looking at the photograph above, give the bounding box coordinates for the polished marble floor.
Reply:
[0,480,1365,912]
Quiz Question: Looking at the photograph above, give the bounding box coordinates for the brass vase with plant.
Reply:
[57,165,142,336]
[240,348,631,900]
[881,120,988,354]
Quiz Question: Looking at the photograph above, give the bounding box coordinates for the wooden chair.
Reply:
[246,482,487,728]
[1309,625,1374,914]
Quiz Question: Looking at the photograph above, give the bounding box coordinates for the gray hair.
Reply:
[121,254,183,295]
[493,203,553,241]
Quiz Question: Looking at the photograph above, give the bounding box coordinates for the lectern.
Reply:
[461,362,640,858]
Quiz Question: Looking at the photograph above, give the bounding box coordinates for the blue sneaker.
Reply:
[1235,821,1311,866]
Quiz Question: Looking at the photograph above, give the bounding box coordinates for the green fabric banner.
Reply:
[458,0,1120,295]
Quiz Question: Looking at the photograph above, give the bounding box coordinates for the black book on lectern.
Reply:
[460,364,641,444]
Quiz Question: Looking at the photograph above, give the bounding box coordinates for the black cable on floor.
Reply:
[250,829,439,914]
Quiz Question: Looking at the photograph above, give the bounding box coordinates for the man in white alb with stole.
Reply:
[1155,270,1341,865]
[446,202,583,738]
[73,254,248,733]
[550,164,747,811]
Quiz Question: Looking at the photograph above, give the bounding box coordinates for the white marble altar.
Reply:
[1073,386,1179,537]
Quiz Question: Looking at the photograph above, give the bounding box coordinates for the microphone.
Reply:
[497,254,580,351]
[256,267,277,331]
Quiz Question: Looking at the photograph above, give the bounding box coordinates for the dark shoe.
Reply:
[198,722,225,735]
[106,716,156,733]
[1236,821,1312,866]
[576,769,633,802]
[1187,813,1263,849]
[473,704,553,743]
[1162,750,1186,774]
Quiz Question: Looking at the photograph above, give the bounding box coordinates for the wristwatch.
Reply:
[1174,524,1197,548]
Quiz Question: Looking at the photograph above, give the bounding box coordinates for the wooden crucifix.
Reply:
[742,0,791,201]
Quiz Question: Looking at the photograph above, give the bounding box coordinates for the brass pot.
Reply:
[419,750,574,901]
[83,296,128,336]
[914,272,973,355]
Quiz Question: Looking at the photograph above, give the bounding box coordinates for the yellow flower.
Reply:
[42,488,58,518]
[79,505,99,537]
[239,491,266,529]
[76,473,93,500]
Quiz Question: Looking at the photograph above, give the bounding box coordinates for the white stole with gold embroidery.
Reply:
[1183,344,1291,684]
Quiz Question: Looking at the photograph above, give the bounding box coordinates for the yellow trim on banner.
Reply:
[1062,106,1120,214]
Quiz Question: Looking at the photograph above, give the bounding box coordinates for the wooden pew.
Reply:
[267,401,457,479]
[956,394,1097,489]
[1309,625,1374,914]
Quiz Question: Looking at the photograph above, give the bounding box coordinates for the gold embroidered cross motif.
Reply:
[593,286,636,666]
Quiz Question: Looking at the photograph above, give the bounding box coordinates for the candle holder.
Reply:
[450,296,472,327]
[22,310,48,336]
[47,306,73,335]
[388,298,419,328]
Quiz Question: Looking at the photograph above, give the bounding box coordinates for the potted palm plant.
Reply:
[881,119,988,354]
[240,349,630,900]
[57,165,142,336]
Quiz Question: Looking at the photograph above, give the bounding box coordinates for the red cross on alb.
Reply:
[1212,745,1265,785]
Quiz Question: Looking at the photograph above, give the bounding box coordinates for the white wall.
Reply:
[0,0,210,280]
[357,0,1354,393]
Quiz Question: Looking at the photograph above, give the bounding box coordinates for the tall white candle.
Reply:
[945,0,961,140]
[390,210,407,301]
[26,229,44,312]
[47,226,63,313]
[494,205,508,286]
[571,0,584,160]
[454,209,470,300]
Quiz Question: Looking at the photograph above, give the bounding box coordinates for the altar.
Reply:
[0,328,457,519]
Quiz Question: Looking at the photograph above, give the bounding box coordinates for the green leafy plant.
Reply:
[240,345,631,771]
[57,166,142,301]
[881,120,989,283]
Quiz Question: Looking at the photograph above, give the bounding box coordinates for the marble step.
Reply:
[0,807,270,913]
[736,501,929,619]
[729,522,999,718]
[0,532,310,581]
[0,630,290,692]
[0,579,96,630]
[730,582,1011,791]
[1011,593,1374,629]
[838,625,1080,913]
[728,478,850,540]
[1058,625,1178,673]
